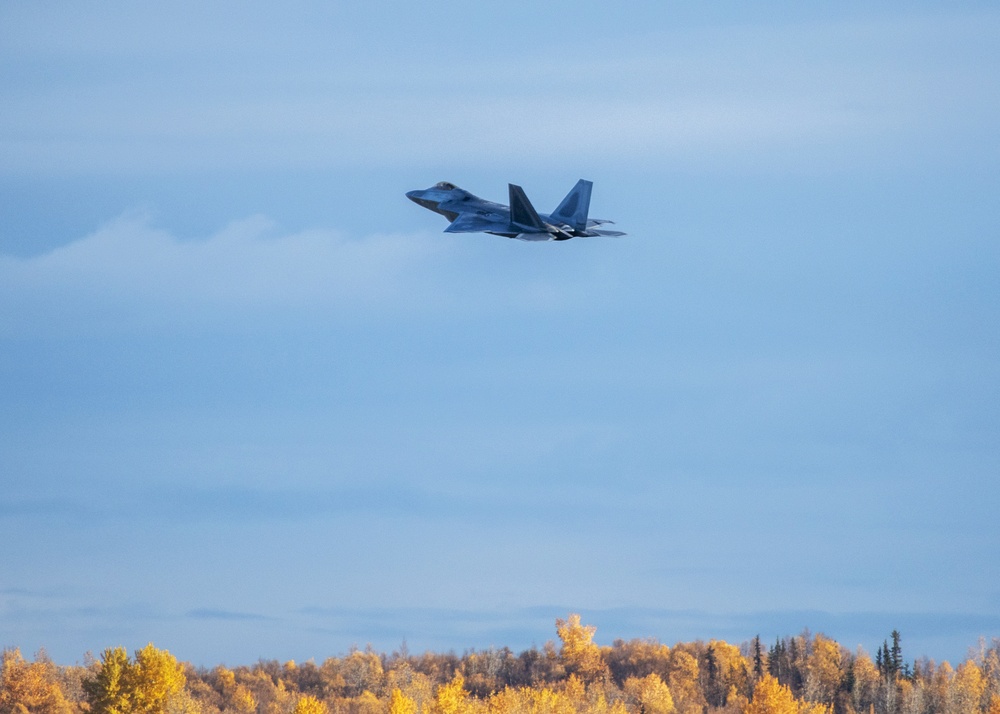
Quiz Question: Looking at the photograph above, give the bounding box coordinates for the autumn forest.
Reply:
[3,616,999,714]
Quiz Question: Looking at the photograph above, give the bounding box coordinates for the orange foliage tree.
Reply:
[0,649,72,714]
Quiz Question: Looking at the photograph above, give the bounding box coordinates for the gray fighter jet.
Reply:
[406,179,625,241]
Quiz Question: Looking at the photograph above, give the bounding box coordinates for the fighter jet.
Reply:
[406,179,625,241]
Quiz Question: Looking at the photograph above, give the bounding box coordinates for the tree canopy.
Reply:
[4,620,1000,714]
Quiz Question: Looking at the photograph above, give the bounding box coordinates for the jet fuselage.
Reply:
[406,180,624,241]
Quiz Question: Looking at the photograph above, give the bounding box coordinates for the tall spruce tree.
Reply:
[890,631,902,677]
[703,644,721,707]
[768,639,786,684]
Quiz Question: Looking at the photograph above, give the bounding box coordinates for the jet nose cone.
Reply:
[405,190,422,202]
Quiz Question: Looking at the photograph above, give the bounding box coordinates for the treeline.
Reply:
[3,615,999,714]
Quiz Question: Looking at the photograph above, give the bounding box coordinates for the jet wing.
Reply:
[444,212,507,233]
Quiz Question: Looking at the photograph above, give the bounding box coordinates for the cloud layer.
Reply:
[3,9,998,175]
[1,213,455,335]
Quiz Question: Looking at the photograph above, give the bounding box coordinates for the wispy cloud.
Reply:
[186,608,275,622]
[0,208,628,337]
[0,477,654,527]
[0,212,445,335]
[3,10,996,175]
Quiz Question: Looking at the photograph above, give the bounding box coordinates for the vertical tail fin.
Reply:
[508,184,547,232]
[551,179,593,232]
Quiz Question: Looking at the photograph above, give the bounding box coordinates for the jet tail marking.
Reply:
[508,184,547,233]
[551,179,593,232]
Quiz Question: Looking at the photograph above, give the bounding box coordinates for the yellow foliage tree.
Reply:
[796,703,828,714]
[341,653,385,699]
[531,687,575,714]
[84,648,132,714]
[849,652,879,714]
[560,675,586,709]
[434,675,470,714]
[486,686,573,714]
[389,690,416,714]
[950,661,987,714]
[163,688,203,714]
[666,651,703,714]
[898,678,925,714]
[745,675,808,714]
[606,641,671,685]
[928,661,955,714]
[555,616,605,682]
[587,694,628,714]
[385,667,433,714]
[803,635,843,705]
[352,691,383,714]
[623,674,675,714]
[0,649,72,714]
[230,686,257,714]
[986,649,1000,707]
[244,670,292,714]
[718,685,749,714]
[484,688,512,714]
[292,695,328,714]
[130,645,186,714]
[215,669,236,697]
[84,645,185,714]
[711,641,751,705]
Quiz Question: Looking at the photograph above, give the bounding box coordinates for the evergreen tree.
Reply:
[786,638,803,695]
[769,640,785,683]
[889,631,902,677]
[702,645,720,707]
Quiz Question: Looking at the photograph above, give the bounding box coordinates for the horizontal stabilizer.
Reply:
[509,184,547,233]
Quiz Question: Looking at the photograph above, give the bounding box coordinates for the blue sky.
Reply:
[2,2,998,666]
